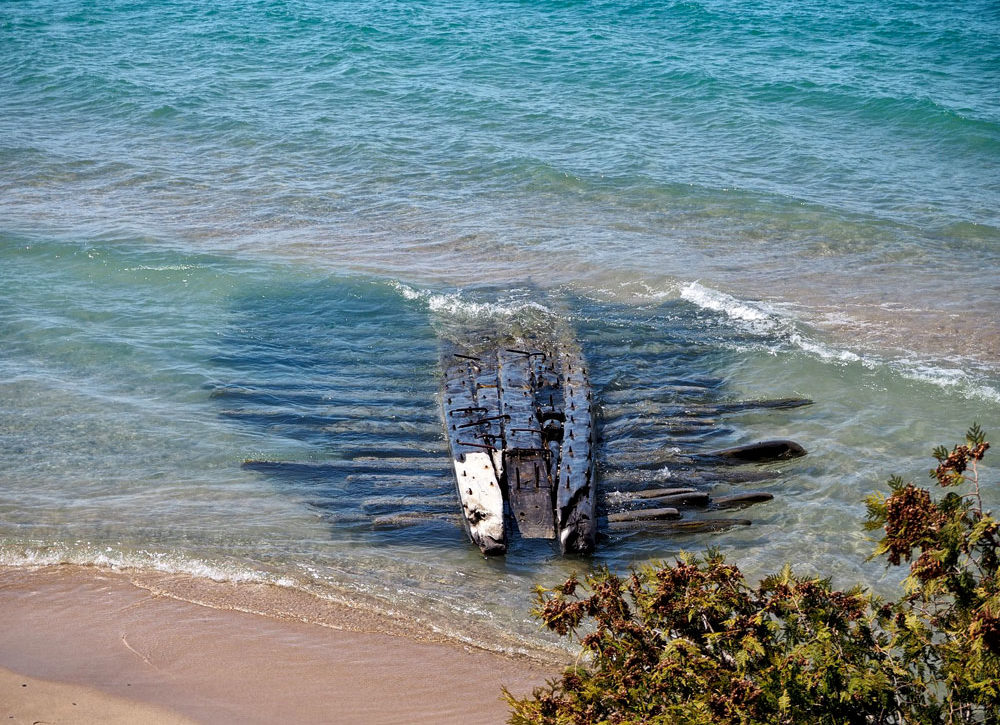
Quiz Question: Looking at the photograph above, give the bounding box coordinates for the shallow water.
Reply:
[1,0,998,656]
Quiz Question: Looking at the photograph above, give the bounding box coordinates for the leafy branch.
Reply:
[507,426,998,724]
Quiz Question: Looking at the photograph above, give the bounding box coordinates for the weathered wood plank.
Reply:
[629,487,698,499]
[608,518,752,533]
[442,350,506,555]
[555,346,597,555]
[710,491,775,509]
[639,491,711,508]
[371,512,463,529]
[499,349,555,539]
[606,507,681,523]
[600,398,812,420]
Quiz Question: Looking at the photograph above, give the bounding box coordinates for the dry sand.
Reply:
[1,667,198,724]
[0,566,556,724]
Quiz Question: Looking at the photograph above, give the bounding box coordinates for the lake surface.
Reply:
[2,0,998,657]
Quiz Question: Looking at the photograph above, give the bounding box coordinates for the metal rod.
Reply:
[505,348,546,360]
[457,414,510,428]
[457,440,500,451]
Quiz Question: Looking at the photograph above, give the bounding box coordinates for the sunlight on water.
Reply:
[1,0,998,654]
[1,240,996,653]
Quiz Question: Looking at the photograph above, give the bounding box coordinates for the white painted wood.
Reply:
[452,450,505,555]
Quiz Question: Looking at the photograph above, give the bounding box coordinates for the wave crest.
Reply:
[680,282,998,403]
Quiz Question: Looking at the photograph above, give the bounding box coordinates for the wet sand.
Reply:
[0,566,555,724]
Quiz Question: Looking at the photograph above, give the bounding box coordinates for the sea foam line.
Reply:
[391,281,554,321]
[0,543,297,588]
[679,282,1000,404]
[681,281,860,363]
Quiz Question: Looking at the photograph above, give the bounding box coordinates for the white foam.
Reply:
[630,281,677,302]
[679,281,999,402]
[894,360,1000,404]
[391,281,554,322]
[391,281,424,302]
[398,278,999,405]
[682,281,869,364]
[681,281,779,330]
[788,331,865,364]
[604,490,631,505]
[0,544,296,588]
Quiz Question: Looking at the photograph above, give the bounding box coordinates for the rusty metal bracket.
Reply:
[505,348,546,360]
[457,440,501,451]
[458,414,510,429]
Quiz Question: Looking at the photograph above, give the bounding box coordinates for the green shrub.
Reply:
[506,426,997,724]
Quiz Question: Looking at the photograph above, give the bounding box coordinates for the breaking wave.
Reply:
[391,281,555,323]
[680,282,1000,404]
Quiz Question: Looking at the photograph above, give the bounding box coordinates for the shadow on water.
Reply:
[208,277,465,549]
[571,295,811,552]
[209,278,812,558]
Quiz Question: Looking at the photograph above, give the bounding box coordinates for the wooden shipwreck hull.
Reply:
[234,325,810,557]
[442,342,597,556]
[441,338,812,558]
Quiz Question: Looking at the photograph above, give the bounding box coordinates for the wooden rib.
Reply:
[608,518,752,533]
[710,492,775,509]
[555,345,597,555]
[606,507,681,523]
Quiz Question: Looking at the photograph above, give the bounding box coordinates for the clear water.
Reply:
[1,0,998,656]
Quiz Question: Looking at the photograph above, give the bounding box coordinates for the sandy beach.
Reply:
[0,566,555,724]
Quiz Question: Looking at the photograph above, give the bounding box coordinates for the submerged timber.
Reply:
[443,342,596,556]
[239,323,813,559]
[439,327,813,557]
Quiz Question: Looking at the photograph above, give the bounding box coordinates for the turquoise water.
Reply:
[2,0,998,655]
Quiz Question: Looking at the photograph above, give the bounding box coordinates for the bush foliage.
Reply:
[506,426,997,724]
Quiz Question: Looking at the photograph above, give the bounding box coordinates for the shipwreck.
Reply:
[442,336,810,557]
[443,342,596,556]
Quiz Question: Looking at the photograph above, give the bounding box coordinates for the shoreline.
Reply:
[0,564,557,724]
